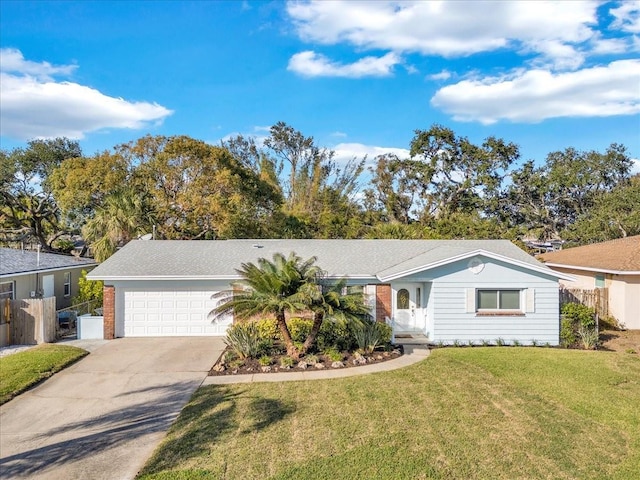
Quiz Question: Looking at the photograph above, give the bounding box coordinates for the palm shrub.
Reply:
[211,253,321,359]
[224,322,270,359]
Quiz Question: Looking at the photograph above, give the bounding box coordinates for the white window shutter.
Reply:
[526,288,535,313]
[466,288,476,313]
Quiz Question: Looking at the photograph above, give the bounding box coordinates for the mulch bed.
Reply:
[209,346,404,376]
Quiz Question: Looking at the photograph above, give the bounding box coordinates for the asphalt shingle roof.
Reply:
[539,235,640,273]
[1,248,98,276]
[88,239,553,281]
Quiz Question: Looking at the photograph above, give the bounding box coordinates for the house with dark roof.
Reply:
[0,247,98,307]
[88,239,570,345]
[539,235,640,329]
[1,248,99,345]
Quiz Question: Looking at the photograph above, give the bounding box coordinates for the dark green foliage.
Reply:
[561,303,597,348]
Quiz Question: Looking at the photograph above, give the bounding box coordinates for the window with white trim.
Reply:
[64,272,71,297]
[0,281,15,301]
[477,289,521,311]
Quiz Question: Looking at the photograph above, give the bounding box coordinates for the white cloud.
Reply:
[0,48,77,80]
[332,142,410,165]
[631,158,640,175]
[0,48,172,141]
[430,59,640,124]
[428,70,452,81]
[610,1,640,33]
[287,50,400,78]
[287,1,598,69]
[330,131,348,138]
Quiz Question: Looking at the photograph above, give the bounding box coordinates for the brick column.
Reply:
[376,284,392,322]
[103,285,116,340]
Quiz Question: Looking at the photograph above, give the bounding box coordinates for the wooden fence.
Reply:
[559,288,609,319]
[0,297,57,346]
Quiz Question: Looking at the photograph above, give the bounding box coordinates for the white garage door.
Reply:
[124,289,231,336]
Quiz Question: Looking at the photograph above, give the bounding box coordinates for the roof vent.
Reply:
[252,244,264,248]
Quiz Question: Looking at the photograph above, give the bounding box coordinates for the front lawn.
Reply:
[0,344,88,404]
[139,347,640,480]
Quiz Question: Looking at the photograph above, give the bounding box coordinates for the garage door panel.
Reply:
[124,288,228,337]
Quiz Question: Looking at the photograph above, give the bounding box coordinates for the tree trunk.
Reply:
[276,313,299,359]
[301,311,324,355]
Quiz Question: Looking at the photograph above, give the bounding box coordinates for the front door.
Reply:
[392,283,424,332]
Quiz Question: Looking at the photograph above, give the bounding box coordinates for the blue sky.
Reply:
[1,0,639,170]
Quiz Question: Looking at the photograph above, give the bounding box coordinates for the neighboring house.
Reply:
[0,248,98,310]
[88,239,570,345]
[539,236,640,330]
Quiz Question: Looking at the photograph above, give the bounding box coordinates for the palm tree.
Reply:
[210,252,321,359]
[82,188,153,261]
[299,277,370,355]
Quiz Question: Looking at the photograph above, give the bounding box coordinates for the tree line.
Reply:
[1,122,638,260]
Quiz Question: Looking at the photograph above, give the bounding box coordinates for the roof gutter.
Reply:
[543,263,640,276]
[1,263,99,279]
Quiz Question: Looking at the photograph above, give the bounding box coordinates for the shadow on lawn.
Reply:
[0,381,203,479]
[140,385,296,476]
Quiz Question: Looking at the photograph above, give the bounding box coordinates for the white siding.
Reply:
[400,256,560,345]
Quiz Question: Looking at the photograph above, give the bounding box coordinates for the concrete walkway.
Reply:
[0,337,225,480]
[203,344,430,385]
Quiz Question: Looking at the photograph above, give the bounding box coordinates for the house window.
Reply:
[477,289,521,311]
[64,272,71,297]
[416,287,421,308]
[0,282,14,301]
[595,274,605,288]
[397,289,410,309]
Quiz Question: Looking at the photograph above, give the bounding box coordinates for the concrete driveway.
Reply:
[0,337,225,480]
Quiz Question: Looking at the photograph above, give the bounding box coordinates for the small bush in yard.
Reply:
[323,347,343,362]
[256,318,279,340]
[577,325,599,350]
[352,320,387,354]
[287,317,313,343]
[258,355,272,366]
[225,322,270,359]
[280,356,295,368]
[317,318,354,351]
[561,303,597,349]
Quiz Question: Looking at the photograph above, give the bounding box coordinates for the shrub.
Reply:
[496,338,505,346]
[287,317,313,343]
[560,317,577,347]
[304,354,319,365]
[323,347,344,362]
[561,303,597,348]
[531,339,539,347]
[352,320,387,354]
[258,355,273,366]
[317,318,354,351]
[256,318,279,340]
[512,339,521,347]
[562,303,596,329]
[225,322,270,359]
[280,356,295,368]
[577,326,599,350]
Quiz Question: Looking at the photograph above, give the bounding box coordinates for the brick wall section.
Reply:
[103,285,115,340]
[376,284,392,322]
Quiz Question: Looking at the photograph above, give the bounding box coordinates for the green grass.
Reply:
[139,348,640,480]
[0,344,88,404]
